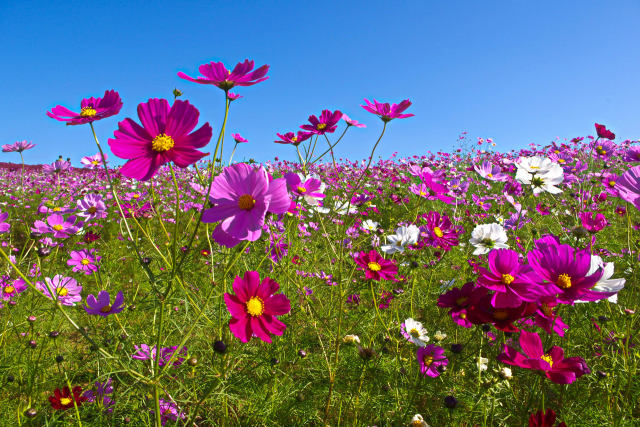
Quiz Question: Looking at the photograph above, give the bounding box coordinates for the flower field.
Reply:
[0,59,639,426]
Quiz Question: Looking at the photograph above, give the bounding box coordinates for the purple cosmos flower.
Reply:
[342,113,366,128]
[284,173,326,205]
[274,131,313,146]
[474,161,508,181]
[476,249,551,308]
[497,331,590,384]
[153,399,185,425]
[108,98,212,181]
[2,140,35,152]
[416,344,448,378]
[32,214,81,238]
[201,163,291,245]
[1,277,27,301]
[623,146,640,162]
[131,344,187,367]
[47,90,123,125]
[82,378,115,413]
[67,249,101,275]
[300,109,343,135]
[37,275,82,306]
[42,160,71,174]
[617,165,640,211]
[76,193,107,220]
[527,243,613,304]
[178,59,269,91]
[232,133,248,143]
[361,99,414,122]
[409,174,455,204]
[0,211,10,233]
[80,153,108,169]
[593,140,616,159]
[85,291,125,316]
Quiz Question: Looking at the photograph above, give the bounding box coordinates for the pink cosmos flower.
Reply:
[177,59,269,91]
[76,193,107,220]
[623,146,640,163]
[232,133,248,143]
[416,344,448,378]
[274,131,313,146]
[579,211,608,233]
[0,211,10,233]
[67,249,101,275]
[594,123,615,140]
[474,161,509,181]
[420,211,461,251]
[108,98,212,181]
[617,165,640,211]
[224,271,291,343]
[85,291,125,316]
[32,214,81,238]
[354,250,398,281]
[47,90,123,125]
[284,173,326,205]
[131,344,187,367]
[37,275,82,306]
[2,140,35,152]
[497,331,590,384]
[361,99,414,122]
[342,113,366,128]
[42,160,71,174]
[1,277,27,301]
[300,110,343,135]
[437,282,487,328]
[80,153,108,169]
[201,163,291,245]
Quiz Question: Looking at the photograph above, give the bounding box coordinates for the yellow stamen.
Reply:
[556,273,572,289]
[608,180,616,187]
[487,173,493,178]
[151,133,175,152]
[53,207,61,212]
[297,186,307,193]
[237,194,256,210]
[57,287,68,297]
[455,297,468,306]
[88,206,97,214]
[3,286,15,294]
[59,397,73,406]
[91,160,99,165]
[52,224,64,231]
[501,274,515,285]
[423,355,434,366]
[410,328,421,338]
[80,259,90,266]
[291,136,298,142]
[541,354,554,368]
[368,262,382,271]
[80,107,97,117]
[317,123,327,131]
[246,296,264,317]
[100,305,112,313]
[541,303,553,316]
[433,227,444,238]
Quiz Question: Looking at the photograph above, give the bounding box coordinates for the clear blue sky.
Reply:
[1,0,639,166]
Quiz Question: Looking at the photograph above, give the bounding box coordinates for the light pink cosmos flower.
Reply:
[80,153,108,169]
[201,163,291,245]
[37,275,82,306]
[617,165,640,211]
[67,249,101,275]
[32,214,81,238]
[2,141,35,152]
[342,113,366,128]
[76,193,107,220]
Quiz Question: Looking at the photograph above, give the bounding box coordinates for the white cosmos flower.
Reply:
[402,318,430,347]
[575,255,625,303]
[477,356,489,371]
[411,414,429,427]
[515,156,556,174]
[515,158,564,195]
[361,220,379,232]
[469,223,508,255]
[380,225,420,254]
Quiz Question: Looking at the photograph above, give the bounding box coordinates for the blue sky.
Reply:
[1,0,639,166]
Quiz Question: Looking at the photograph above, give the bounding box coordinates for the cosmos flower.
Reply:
[76,193,107,220]
[232,133,248,143]
[85,291,125,316]
[516,163,564,195]
[37,275,82,306]
[82,378,115,413]
[2,140,35,152]
[49,386,88,410]
[474,161,508,181]
[401,318,430,347]
[469,223,508,255]
[416,344,448,378]
[47,90,123,125]
[381,225,419,254]
[80,153,108,169]
[342,113,366,128]
[528,408,566,427]
[131,344,188,367]
[617,165,640,211]
[574,255,625,304]
[201,163,291,245]
[437,281,487,328]
[361,99,414,122]
[224,271,291,343]
[32,214,81,238]
[108,98,212,181]
[300,109,343,135]
[578,211,608,233]
[1,277,27,301]
[154,399,186,425]
[594,123,615,140]
[178,59,269,91]
[623,146,640,163]
[0,211,9,233]
[497,330,590,384]
[274,131,313,146]
[42,160,71,174]
[284,173,326,206]
[67,249,101,274]
[354,250,398,281]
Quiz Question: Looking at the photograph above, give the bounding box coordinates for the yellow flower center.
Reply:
[419,191,427,196]
[57,287,69,297]
[423,355,434,366]
[556,273,572,289]
[541,354,554,368]
[3,286,15,294]
[297,186,307,193]
[433,227,444,238]
[455,297,468,306]
[80,107,97,117]
[493,310,509,320]
[541,303,553,316]
[237,194,256,210]
[91,160,99,165]
[412,420,423,427]
[609,180,616,187]
[151,133,175,152]
[100,305,112,313]
[81,259,90,265]
[487,173,493,178]
[88,206,97,214]
[368,262,382,271]
[459,313,466,319]
[53,207,62,212]
[530,166,540,169]
[554,150,560,154]
[246,296,264,317]
[59,397,73,406]
[317,123,327,131]
[501,274,515,285]
[597,145,603,150]
[52,224,64,231]
[133,194,140,199]
[291,136,298,142]
[410,328,421,338]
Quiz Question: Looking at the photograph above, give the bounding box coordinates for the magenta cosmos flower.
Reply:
[80,153,108,169]
[32,214,81,238]
[224,271,291,343]
[0,211,9,233]
[201,163,291,244]
[342,113,366,128]
[420,211,461,251]
[42,160,71,174]
[617,165,640,211]
[67,249,101,275]
[416,344,448,378]
[108,99,212,181]
[437,281,487,328]
[354,250,398,281]
[300,109,343,135]
[594,122,615,140]
[361,99,414,122]
[85,290,125,316]
[37,275,82,306]
[284,173,326,204]
[476,249,552,308]
[131,344,187,367]
[497,331,590,384]
[177,59,269,91]
[274,131,313,146]
[1,277,27,301]
[474,161,508,182]
[232,133,248,143]
[47,90,123,125]
[2,140,35,152]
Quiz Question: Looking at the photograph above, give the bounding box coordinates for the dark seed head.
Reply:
[270,357,279,365]
[7,375,14,383]
[55,355,64,363]
[141,257,152,265]
[444,395,458,408]
[596,370,608,379]
[187,357,198,367]
[48,330,60,339]
[297,350,307,358]
[213,340,226,354]
[28,340,37,348]
[450,343,463,354]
